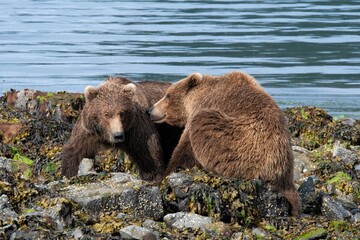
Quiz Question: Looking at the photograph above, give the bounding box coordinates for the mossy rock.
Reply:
[295,227,327,240]
[284,107,360,150]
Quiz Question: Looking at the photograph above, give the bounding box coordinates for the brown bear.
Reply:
[148,71,301,216]
[61,76,182,181]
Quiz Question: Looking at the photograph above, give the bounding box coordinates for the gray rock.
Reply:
[62,172,164,220]
[119,225,157,240]
[355,164,360,179]
[0,157,12,172]
[293,146,317,182]
[164,212,212,230]
[352,212,360,223]
[72,227,84,239]
[0,194,10,210]
[200,222,232,239]
[232,232,251,240]
[339,118,356,127]
[13,89,37,109]
[251,228,266,238]
[0,223,17,237]
[321,195,352,221]
[333,141,358,167]
[10,230,43,240]
[167,172,194,198]
[163,172,222,216]
[142,219,162,231]
[0,208,19,225]
[21,209,61,231]
[77,158,96,176]
[44,197,74,230]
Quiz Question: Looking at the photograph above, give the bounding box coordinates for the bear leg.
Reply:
[126,114,166,182]
[276,176,301,217]
[61,123,100,178]
[164,128,198,177]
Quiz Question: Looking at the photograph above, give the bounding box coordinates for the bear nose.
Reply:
[113,132,124,141]
[146,107,153,116]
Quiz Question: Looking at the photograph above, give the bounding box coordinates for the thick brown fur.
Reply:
[149,71,301,216]
[61,77,182,181]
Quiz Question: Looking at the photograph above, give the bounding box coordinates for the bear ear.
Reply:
[187,73,203,90]
[123,83,137,94]
[84,86,98,101]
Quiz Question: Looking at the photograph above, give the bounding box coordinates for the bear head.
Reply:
[81,77,138,144]
[149,73,203,127]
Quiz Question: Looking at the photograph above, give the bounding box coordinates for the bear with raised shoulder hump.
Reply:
[61,77,182,181]
[148,71,301,216]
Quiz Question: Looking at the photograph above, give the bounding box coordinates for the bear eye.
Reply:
[166,94,171,99]
[104,112,111,118]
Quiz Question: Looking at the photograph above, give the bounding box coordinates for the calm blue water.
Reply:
[0,0,359,118]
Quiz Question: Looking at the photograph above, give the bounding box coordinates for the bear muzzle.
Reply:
[112,131,125,143]
[147,107,166,123]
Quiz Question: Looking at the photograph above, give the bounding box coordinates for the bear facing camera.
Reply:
[61,76,182,182]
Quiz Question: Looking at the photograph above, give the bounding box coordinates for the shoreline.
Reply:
[1,89,359,239]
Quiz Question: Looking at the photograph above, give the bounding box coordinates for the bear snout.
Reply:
[146,107,153,116]
[148,106,166,123]
[112,132,124,142]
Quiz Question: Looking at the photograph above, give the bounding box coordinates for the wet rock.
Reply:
[298,177,322,214]
[163,212,212,230]
[167,172,194,199]
[293,146,317,182]
[321,195,352,221]
[201,221,232,239]
[21,208,61,231]
[119,225,157,240]
[62,172,164,220]
[333,141,358,167]
[162,170,262,224]
[78,158,96,176]
[162,172,221,215]
[255,183,290,217]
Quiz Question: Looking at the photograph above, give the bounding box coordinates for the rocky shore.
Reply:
[0,89,359,239]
